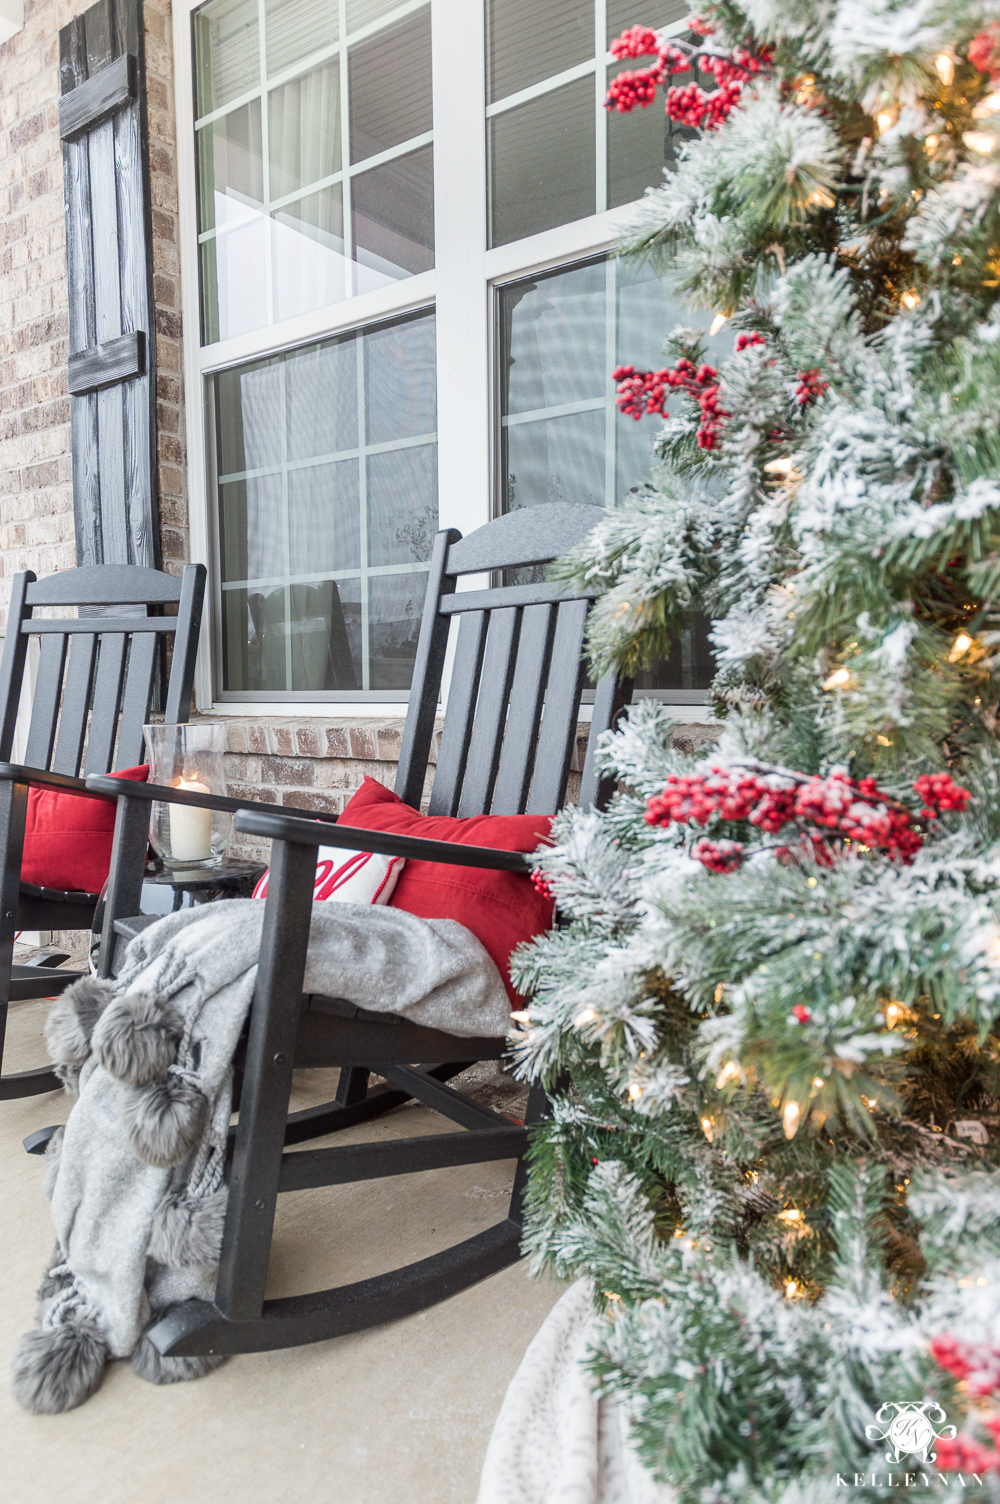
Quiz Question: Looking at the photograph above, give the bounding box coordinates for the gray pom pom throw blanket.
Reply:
[13,898,509,1414]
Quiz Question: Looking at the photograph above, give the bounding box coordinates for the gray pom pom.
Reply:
[92,993,183,1087]
[11,1318,107,1414]
[148,1186,227,1270]
[44,977,114,1067]
[123,1076,209,1168]
[41,1126,65,1202]
[131,1331,225,1386]
[53,1063,82,1098]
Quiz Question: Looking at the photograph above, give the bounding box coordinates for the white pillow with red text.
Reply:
[252,847,404,905]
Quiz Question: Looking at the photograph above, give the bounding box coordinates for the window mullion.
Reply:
[594,0,607,215]
[339,0,354,297]
[258,0,275,327]
[430,0,488,540]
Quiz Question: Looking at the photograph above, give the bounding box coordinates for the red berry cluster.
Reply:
[691,837,744,873]
[644,763,955,867]
[604,23,770,130]
[970,22,1000,77]
[665,78,743,129]
[935,1434,1000,1474]
[702,43,772,85]
[791,1004,811,1023]
[612,359,729,448]
[792,773,924,861]
[609,25,661,60]
[606,65,666,112]
[736,332,767,352]
[914,771,972,820]
[932,1334,1000,1397]
[794,369,828,406]
[530,869,554,902]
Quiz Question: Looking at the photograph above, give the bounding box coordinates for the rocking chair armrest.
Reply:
[0,762,97,795]
[84,773,344,825]
[234,807,534,874]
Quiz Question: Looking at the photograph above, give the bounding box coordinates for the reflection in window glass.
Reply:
[193,0,434,344]
[268,62,340,199]
[212,310,437,697]
[497,257,730,691]
[486,0,698,247]
[348,8,432,163]
[352,145,435,287]
[489,80,595,248]
[487,0,592,105]
[265,0,337,78]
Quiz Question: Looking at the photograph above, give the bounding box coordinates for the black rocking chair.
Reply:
[0,562,206,1099]
[86,504,630,1358]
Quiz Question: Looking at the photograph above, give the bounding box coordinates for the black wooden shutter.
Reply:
[59,0,159,570]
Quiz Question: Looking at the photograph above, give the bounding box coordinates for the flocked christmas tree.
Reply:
[511,3,1000,1498]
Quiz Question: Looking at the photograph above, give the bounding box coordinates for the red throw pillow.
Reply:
[21,764,149,895]
[338,777,555,1008]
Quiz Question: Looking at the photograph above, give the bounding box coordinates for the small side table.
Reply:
[90,858,268,970]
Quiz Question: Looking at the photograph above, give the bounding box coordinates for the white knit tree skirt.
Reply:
[477,1280,676,1504]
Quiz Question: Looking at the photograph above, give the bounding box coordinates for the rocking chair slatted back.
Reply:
[0,562,206,776]
[395,503,620,820]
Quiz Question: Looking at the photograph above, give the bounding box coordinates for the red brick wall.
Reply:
[219,717,591,863]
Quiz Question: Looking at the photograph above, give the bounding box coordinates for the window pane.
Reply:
[202,217,268,342]
[271,188,348,321]
[367,445,437,566]
[349,7,432,163]
[211,311,437,697]
[364,314,437,444]
[346,0,401,30]
[265,0,338,78]
[352,144,435,286]
[368,573,427,690]
[504,408,605,512]
[268,62,340,199]
[197,101,263,233]
[284,336,358,460]
[194,0,258,116]
[606,0,689,42]
[498,257,730,691]
[487,0,593,105]
[489,78,594,247]
[501,258,606,416]
[288,459,361,573]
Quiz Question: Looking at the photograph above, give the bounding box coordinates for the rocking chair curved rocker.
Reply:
[86,504,630,1359]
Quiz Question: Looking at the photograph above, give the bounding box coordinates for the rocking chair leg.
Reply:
[335,1067,369,1107]
[214,839,317,1323]
[0,779,60,1101]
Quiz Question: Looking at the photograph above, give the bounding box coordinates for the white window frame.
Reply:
[174,0,702,717]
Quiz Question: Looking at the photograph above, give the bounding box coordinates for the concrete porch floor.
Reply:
[1,984,564,1504]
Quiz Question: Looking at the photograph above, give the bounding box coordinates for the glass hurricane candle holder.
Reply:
[142,723,232,869]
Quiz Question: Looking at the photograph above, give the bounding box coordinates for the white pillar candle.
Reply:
[169,777,212,861]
